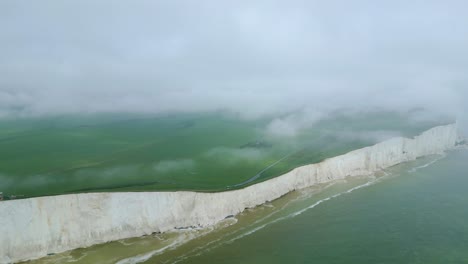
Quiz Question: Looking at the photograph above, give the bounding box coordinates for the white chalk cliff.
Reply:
[0,123,465,263]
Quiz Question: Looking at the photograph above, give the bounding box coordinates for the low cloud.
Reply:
[0,1,467,123]
[265,109,326,137]
[152,159,195,173]
[204,147,267,164]
[332,130,403,144]
[0,173,15,190]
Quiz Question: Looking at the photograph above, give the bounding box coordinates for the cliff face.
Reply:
[0,124,464,263]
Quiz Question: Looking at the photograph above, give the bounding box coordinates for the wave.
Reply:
[170,178,378,264]
[220,154,448,251]
[228,179,376,243]
[409,154,446,173]
[115,216,241,264]
[116,235,190,264]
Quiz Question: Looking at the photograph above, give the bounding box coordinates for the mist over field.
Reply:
[0,0,467,133]
[2,3,468,263]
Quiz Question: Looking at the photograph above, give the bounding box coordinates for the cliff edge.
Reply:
[0,123,464,263]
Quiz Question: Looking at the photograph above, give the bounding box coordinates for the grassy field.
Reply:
[0,111,446,198]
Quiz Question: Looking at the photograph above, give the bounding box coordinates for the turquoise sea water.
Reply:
[29,149,468,264]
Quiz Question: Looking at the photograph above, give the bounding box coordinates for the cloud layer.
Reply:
[1,0,467,122]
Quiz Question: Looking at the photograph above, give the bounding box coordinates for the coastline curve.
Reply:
[0,123,464,263]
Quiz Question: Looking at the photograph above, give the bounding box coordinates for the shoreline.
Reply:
[0,123,464,263]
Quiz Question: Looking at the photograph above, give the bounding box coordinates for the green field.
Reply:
[0,111,447,198]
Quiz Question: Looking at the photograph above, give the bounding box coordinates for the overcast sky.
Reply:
[0,0,467,123]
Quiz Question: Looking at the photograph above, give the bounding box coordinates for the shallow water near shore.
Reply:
[26,149,468,264]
